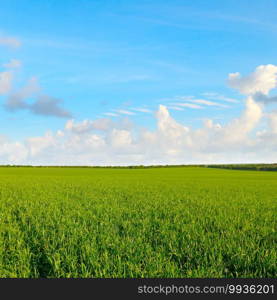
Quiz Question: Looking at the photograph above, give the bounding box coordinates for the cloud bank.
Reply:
[0,64,276,165]
[0,101,275,165]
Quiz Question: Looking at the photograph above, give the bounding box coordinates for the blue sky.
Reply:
[0,0,277,165]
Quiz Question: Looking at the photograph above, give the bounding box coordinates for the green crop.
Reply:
[0,167,276,278]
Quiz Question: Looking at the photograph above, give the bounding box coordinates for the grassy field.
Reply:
[0,166,276,278]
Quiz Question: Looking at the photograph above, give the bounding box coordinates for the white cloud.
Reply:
[114,109,136,115]
[219,97,263,144]
[103,112,119,117]
[0,136,28,163]
[65,118,113,134]
[1,64,277,165]
[132,107,152,113]
[104,108,151,117]
[26,132,56,156]
[0,101,276,165]
[201,92,239,103]
[156,104,189,137]
[0,36,21,48]
[228,64,277,95]
[187,99,229,108]
[170,102,203,109]
[268,111,277,134]
[109,129,132,148]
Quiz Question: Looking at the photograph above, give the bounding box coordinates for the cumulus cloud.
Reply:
[109,129,132,148]
[0,36,21,48]
[0,135,28,163]
[219,97,263,144]
[228,64,277,95]
[228,64,277,105]
[26,132,56,156]
[65,118,113,134]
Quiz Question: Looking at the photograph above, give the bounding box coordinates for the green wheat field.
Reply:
[0,166,276,278]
